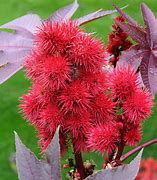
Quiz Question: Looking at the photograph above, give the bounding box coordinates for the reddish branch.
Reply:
[115,116,125,160]
[73,141,86,179]
[74,152,86,179]
[120,138,157,162]
[115,141,125,160]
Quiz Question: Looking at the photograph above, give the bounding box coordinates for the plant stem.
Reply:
[120,138,157,162]
[115,118,125,160]
[74,152,86,179]
[72,141,86,179]
[115,141,125,160]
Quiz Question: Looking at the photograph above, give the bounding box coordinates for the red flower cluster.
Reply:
[136,158,157,180]
[20,21,113,153]
[87,123,122,154]
[106,16,132,67]
[108,66,153,147]
[87,66,152,155]
[20,20,153,157]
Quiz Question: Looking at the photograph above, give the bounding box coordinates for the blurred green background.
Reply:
[0,0,157,179]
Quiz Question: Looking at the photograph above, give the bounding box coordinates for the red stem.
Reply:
[115,117,125,160]
[115,141,125,160]
[74,152,86,179]
[72,140,86,180]
[120,138,157,162]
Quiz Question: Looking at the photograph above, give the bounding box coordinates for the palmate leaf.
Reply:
[0,49,31,84]
[76,9,117,26]
[45,127,61,179]
[114,5,139,27]
[0,50,30,66]
[0,14,41,34]
[47,0,79,23]
[47,0,117,25]
[117,3,157,96]
[140,53,157,96]
[117,23,148,48]
[9,27,35,39]
[0,14,41,84]
[15,127,61,180]
[0,31,33,51]
[117,46,146,70]
[141,3,157,48]
[85,149,143,180]
[0,62,23,84]
[0,31,34,84]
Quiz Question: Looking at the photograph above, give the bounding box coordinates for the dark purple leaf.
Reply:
[116,3,157,95]
[45,127,61,179]
[85,149,143,180]
[0,14,41,34]
[118,46,148,71]
[141,3,157,48]
[138,72,145,88]
[15,132,52,180]
[140,54,151,92]
[140,53,157,96]
[47,0,79,23]
[118,22,148,48]
[77,9,117,26]
[114,5,139,27]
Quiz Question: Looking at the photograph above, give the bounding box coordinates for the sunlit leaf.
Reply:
[0,31,33,84]
[0,49,30,66]
[77,9,117,25]
[45,127,61,180]
[47,0,79,23]
[0,62,22,84]
[15,127,61,180]
[15,132,51,180]
[0,14,41,34]
[0,31,33,50]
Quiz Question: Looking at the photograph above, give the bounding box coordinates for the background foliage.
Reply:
[0,0,156,179]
